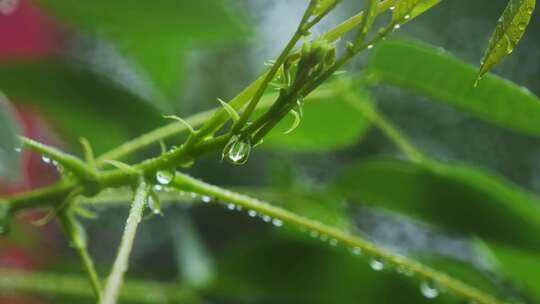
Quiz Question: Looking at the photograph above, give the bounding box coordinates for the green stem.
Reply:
[341,87,425,162]
[20,137,98,184]
[0,268,200,303]
[87,1,394,167]
[232,1,317,133]
[171,173,504,304]
[58,207,103,301]
[102,179,147,304]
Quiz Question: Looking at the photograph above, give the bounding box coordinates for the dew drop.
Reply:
[420,281,439,299]
[153,184,163,192]
[367,44,374,49]
[310,230,319,238]
[370,258,384,271]
[404,14,410,20]
[271,218,283,227]
[156,170,174,185]
[320,234,328,242]
[329,238,338,246]
[14,147,21,153]
[201,195,212,203]
[393,24,401,30]
[190,192,198,198]
[262,215,271,222]
[351,247,362,256]
[41,155,51,164]
[147,194,161,215]
[248,210,258,217]
[389,5,395,10]
[223,135,251,165]
[235,205,243,211]
[227,203,236,210]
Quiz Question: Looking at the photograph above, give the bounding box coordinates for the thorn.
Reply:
[217,98,240,122]
[79,138,95,167]
[283,110,301,134]
[159,140,167,155]
[104,160,139,175]
[163,115,195,134]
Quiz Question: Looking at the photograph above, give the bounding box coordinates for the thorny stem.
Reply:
[87,0,394,168]
[102,179,147,304]
[250,16,401,143]
[232,0,324,133]
[170,173,504,304]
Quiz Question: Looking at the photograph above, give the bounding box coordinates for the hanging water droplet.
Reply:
[370,258,384,271]
[404,14,410,20]
[156,170,174,185]
[351,247,362,256]
[147,194,161,215]
[320,234,328,242]
[367,44,374,49]
[190,192,198,198]
[41,155,51,164]
[389,5,395,10]
[235,205,243,211]
[272,218,283,227]
[310,230,319,238]
[14,147,21,153]
[248,210,258,217]
[420,280,439,299]
[153,184,163,192]
[223,135,251,165]
[393,24,401,30]
[329,239,338,246]
[262,215,271,222]
[227,203,236,210]
[201,195,212,203]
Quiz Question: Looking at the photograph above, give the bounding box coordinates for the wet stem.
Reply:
[0,1,506,304]
[102,178,148,304]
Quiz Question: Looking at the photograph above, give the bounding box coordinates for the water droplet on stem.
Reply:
[156,170,174,185]
[420,280,439,299]
[370,258,384,271]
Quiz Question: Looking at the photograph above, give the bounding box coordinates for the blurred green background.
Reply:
[1,0,540,303]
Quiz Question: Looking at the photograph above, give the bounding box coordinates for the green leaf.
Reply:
[367,38,540,137]
[486,242,540,302]
[259,88,371,152]
[35,0,248,100]
[0,93,20,180]
[478,0,536,80]
[0,60,162,154]
[333,158,540,250]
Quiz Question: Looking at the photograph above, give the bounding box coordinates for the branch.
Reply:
[58,207,102,300]
[0,268,200,303]
[102,179,147,304]
[171,172,504,304]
